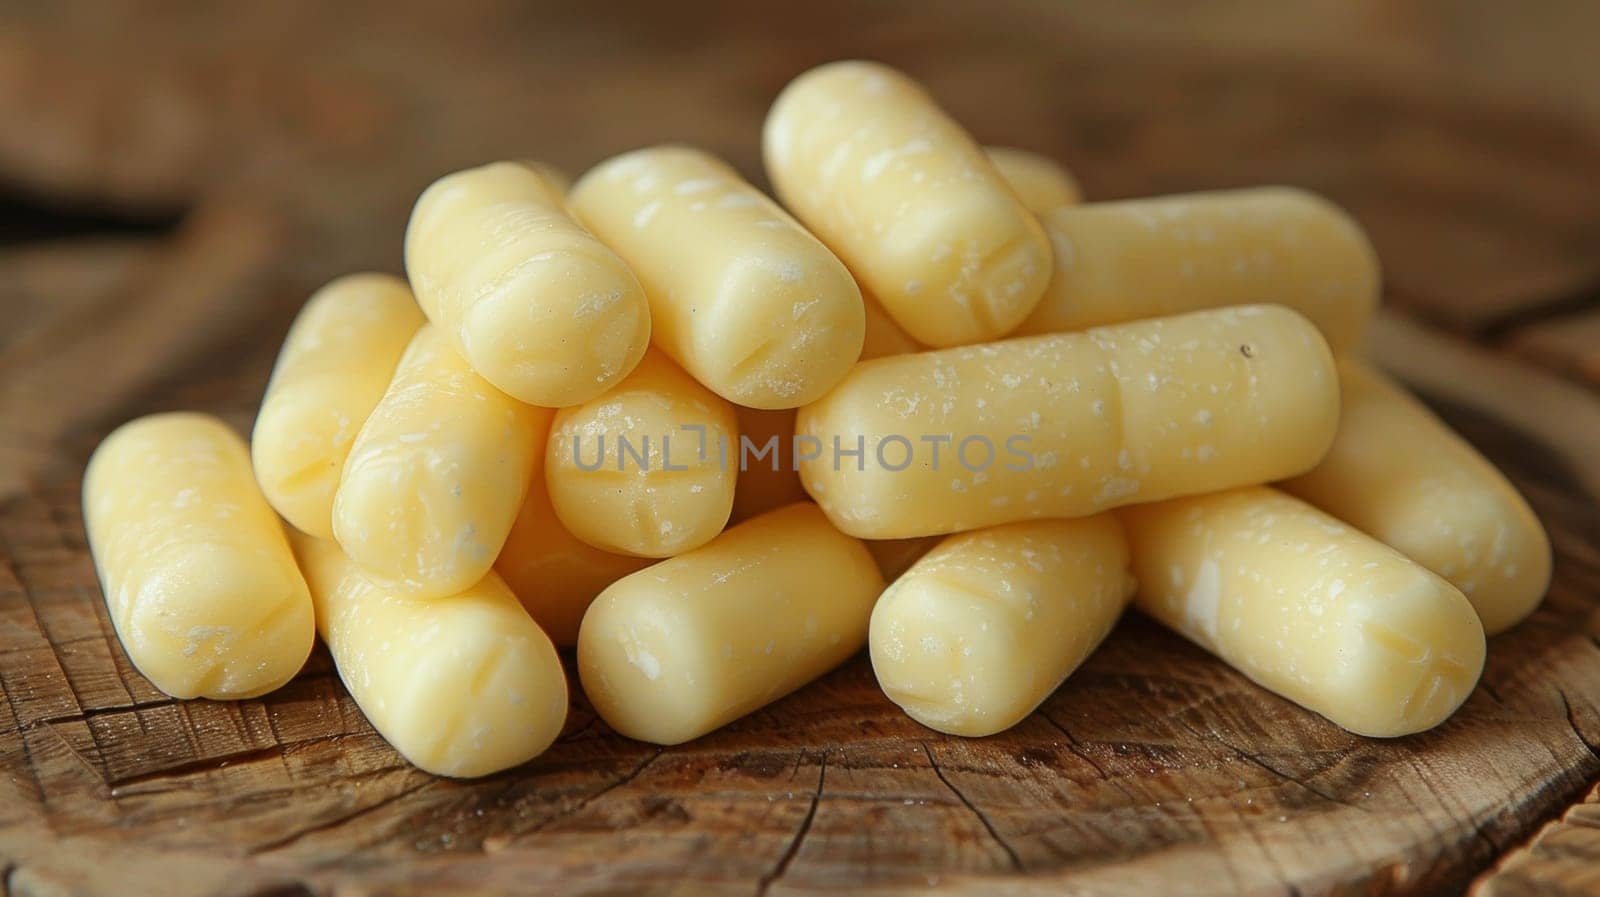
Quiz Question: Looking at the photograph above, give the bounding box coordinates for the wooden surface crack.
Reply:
[523,747,663,837]
[754,749,826,897]
[921,741,1024,872]
[248,775,436,855]
[1556,688,1600,760]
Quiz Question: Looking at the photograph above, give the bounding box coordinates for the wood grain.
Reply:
[2,2,1599,895]
[1474,782,1600,897]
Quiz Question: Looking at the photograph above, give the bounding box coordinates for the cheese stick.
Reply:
[1120,486,1485,737]
[84,413,314,699]
[334,325,548,598]
[570,146,864,409]
[405,160,651,406]
[871,516,1133,736]
[292,533,567,777]
[798,305,1339,538]
[1014,188,1379,351]
[578,503,883,745]
[252,273,424,538]
[764,60,1053,347]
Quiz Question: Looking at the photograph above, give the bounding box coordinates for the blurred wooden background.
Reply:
[2,2,1600,895]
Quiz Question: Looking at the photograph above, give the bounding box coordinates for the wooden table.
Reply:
[2,3,1599,894]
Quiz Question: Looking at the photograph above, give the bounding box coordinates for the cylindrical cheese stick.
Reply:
[985,146,1083,213]
[578,503,883,745]
[496,414,652,647]
[405,160,651,407]
[1121,486,1485,737]
[870,516,1133,736]
[252,273,425,538]
[798,305,1339,539]
[334,325,548,599]
[764,60,1053,348]
[1014,188,1379,351]
[570,146,865,409]
[291,534,567,778]
[84,413,314,699]
[1282,359,1551,634]
[546,349,737,557]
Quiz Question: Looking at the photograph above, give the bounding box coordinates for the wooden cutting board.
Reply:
[3,3,1600,895]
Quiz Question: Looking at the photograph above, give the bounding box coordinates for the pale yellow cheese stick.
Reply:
[252,273,425,538]
[1014,188,1379,351]
[546,349,737,558]
[578,503,883,745]
[871,516,1133,736]
[985,146,1083,213]
[1120,486,1485,737]
[798,305,1339,539]
[291,534,567,778]
[763,60,1053,348]
[496,413,652,647]
[334,325,549,599]
[84,413,314,699]
[405,160,651,407]
[570,146,864,409]
[1282,358,1550,634]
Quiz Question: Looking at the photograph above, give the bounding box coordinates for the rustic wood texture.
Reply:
[2,2,1599,895]
[1473,782,1600,897]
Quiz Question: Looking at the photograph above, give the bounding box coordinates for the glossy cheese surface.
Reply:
[84,413,314,699]
[578,503,883,745]
[253,273,425,538]
[1282,359,1551,634]
[1014,188,1378,351]
[546,349,737,558]
[764,60,1052,348]
[798,305,1339,538]
[871,516,1132,736]
[1120,486,1485,737]
[292,534,567,778]
[334,325,547,599]
[405,161,651,406]
[571,146,864,409]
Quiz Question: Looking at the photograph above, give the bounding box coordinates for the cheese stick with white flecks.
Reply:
[870,515,1133,736]
[798,305,1339,539]
[570,146,864,409]
[764,61,1053,348]
[1119,486,1485,737]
